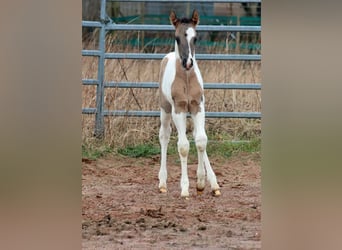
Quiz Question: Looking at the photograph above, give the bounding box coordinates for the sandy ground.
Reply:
[82,152,261,249]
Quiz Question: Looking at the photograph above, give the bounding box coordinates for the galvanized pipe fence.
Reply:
[82,0,261,138]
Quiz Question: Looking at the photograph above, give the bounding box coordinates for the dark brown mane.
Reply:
[179,17,192,24]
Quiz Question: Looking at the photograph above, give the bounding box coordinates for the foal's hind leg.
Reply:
[158,109,171,193]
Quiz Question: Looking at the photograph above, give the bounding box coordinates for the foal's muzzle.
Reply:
[182,58,193,70]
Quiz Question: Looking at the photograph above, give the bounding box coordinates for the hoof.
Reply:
[212,189,221,197]
[159,187,167,193]
[196,187,205,195]
[181,191,189,198]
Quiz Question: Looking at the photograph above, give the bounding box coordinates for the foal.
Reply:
[158,10,221,197]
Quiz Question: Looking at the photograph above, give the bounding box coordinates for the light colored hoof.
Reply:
[181,191,189,198]
[159,187,167,193]
[212,189,221,197]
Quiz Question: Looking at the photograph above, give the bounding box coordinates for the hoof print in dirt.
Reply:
[143,206,164,218]
[181,196,190,200]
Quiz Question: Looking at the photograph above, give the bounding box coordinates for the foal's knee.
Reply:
[159,125,171,141]
[178,140,189,157]
[195,135,207,152]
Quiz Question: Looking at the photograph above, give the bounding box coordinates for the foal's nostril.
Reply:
[182,58,187,68]
[182,58,193,69]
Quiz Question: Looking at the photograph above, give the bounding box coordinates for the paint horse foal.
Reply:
[158,10,220,197]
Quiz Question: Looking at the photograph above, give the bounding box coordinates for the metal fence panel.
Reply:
[82,0,261,138]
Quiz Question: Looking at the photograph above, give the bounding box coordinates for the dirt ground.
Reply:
[82,152,261,249]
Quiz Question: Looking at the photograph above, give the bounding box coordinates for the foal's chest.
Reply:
[171,63,203,114]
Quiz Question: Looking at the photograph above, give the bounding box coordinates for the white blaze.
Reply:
[185,27,196,67]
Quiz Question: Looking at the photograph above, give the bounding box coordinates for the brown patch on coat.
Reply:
[159,57,172,114]
[159,57,203,115]
[171,60,203,114]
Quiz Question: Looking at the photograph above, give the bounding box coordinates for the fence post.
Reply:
[94,0,107,138]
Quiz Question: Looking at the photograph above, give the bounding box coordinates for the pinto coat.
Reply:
[158,10,220,197]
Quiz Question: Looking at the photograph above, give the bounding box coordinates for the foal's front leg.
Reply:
[172,111,190,197]
[192,107,221,196]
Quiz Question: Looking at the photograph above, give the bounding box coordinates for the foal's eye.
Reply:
[175,37,180,44]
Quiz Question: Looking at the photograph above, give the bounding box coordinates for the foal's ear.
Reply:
[170,10,179,27]
[191,9,200,26]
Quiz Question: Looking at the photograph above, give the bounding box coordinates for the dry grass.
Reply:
[82,33,261,149]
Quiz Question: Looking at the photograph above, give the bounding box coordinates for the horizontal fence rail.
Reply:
[82,80,261,90]
[82,51,261,61]
[82,0,261,137]
[83,109,261,119]
[104,82,261,90]
[82,21,261,32]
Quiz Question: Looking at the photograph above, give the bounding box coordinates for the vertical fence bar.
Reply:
[94,0,107,138]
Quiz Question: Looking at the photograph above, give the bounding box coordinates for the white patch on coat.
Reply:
[161,52,176,106]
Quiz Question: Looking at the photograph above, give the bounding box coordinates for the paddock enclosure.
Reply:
[82,1,261,248]
[82,0,261,144]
